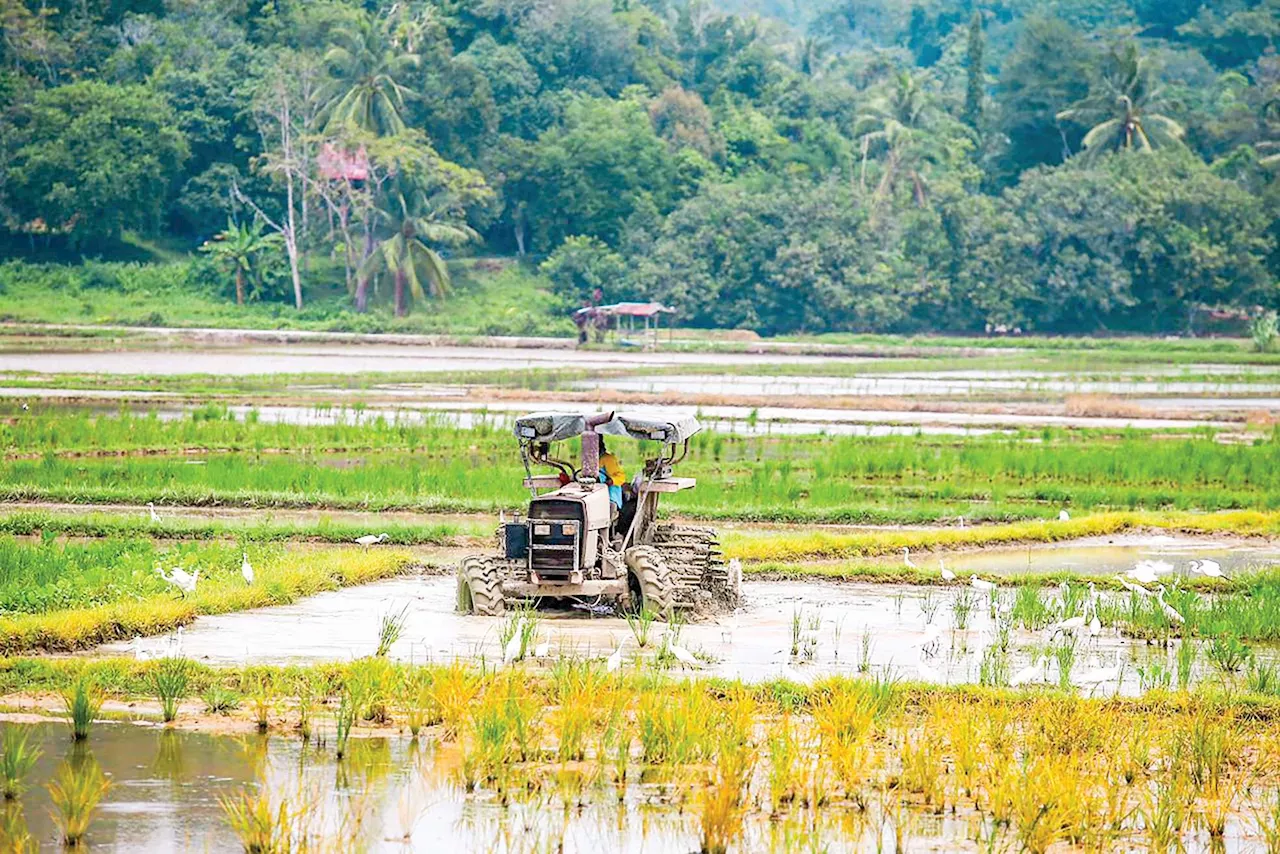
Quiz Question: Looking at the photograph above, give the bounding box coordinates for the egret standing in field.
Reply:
[1011,662,1044,687]
[665,634,703,670]
[1115,575,1154,597]
[902,547,917,569]
[148,502,161,523]
[939,558,956,582]
[1058,509,1070,522]
[241,552,254,585]
[606,635,629,673]
[971,575,995,593]
[1156,585,1185,625]
[157,565,199,596]
[355,533,389,547]
[502,632,522,666]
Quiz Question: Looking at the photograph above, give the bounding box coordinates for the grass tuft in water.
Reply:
[60,679,101,742]
[47,756,111,847]
[202,684,240,715]
[375,604,411,658]
[149,657,190,723]
[0,727,39,801]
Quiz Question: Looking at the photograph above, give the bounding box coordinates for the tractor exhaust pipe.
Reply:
[579,411,614,481]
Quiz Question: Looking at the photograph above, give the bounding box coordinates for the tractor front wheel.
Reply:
[457,556,505,616]
[624,546,677,619]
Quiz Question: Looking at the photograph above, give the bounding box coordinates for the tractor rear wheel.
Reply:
[624,546,677,619]
[457,555,505,616]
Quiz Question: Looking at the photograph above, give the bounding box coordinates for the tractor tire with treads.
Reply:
[651,523,737,608]
[624,546,678,618]
[457,555,505,616]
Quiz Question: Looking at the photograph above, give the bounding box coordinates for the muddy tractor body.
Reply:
[457,410,740,617]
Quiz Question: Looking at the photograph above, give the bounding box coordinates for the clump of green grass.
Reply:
[150,657,190,723]
[47,756,111,846]
[61,679,102,742]
[0,727,40,800]
[624,607,658,648]
[376,604,411,658]
[201,684,240,715]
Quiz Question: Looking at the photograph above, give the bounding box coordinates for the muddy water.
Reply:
[9,720,1256,853]
[0,343,844,376]
[101,576,1270,697]
[945,533,1280,578]
[584,372,1280,401]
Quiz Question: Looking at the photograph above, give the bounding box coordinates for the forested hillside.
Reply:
[1,0,1279,335]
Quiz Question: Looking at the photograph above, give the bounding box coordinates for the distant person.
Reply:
[598,437,625,509]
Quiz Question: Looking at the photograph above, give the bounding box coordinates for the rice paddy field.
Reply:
[3,326,1280,851]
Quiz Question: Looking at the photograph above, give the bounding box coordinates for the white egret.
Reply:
[971,575,995,592]
[902,548,917,569]
[1048,616,1087,636]
[502,633,522,666]
[1115,575,1153,597]
[1011,663,1043,686]
[148,502,161,523]
[159,566,199,596]
[939,559,956,582]
[1126,561,1163,585]
[131,636,159,661]
[1156,586,1185,625]
[1191,558,1225,579]
[355,533,389,547]
[168,626,185,658]
[533,641,550,658]
[1077,654,1121,685]
[606,636,629,673]
[1058,509,1070,522]
[914,623,945,657]
[241,552,254,585]
[666,636,703,670]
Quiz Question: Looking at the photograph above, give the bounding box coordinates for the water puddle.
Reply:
[99,576,1275,697]
[945,534,1280,578]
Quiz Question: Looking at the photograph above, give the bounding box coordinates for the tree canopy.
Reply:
[0,0,1277,333]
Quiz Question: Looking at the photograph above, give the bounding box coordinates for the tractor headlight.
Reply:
[534,524,550,536]
[561,522,577,536]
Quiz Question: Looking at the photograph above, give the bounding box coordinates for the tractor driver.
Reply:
[599,438,640,534]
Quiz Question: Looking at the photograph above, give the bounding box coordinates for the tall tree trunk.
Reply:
[355,276,370,312]
[394,268,407,317]
[235,267,245,306]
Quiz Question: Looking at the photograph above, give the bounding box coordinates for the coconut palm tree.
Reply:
[357,177,477,316]
[1056,42,1185,160]
[316,15,419,137]
[199,219,283,306]
[854,72,940,205]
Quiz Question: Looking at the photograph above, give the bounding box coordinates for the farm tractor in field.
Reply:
[456,410,740,618]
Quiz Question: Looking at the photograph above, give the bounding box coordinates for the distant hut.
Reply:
[572,302,675,348]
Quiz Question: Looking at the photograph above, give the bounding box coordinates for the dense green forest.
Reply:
[1,0,1279,335]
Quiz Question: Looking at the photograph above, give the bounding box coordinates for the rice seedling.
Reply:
[220,778,319,854]
[428,661,481,740]
[699,736,756,854]
[201,684,240,715]
[0,802,33,853]
[1207,633,1251,674]
[831,615,846,661]
[240,669,279,733]
[790,606,804,658]
[858,627,873,674]
[951,589,976,631]
[1248,659,1280,695]
[918,591,940,625]
[624,606,657,648]
[375,604,411,658]
[1254,789,1280,854]
[397,668,437,738]
[47,756,111,847]
[1137,659,1173,692]
[1012,585,1052,631]
[0,728,39,801]
[61,678,101,742]
[979,644,1010,688]
[296,678,315,742]
[1052,639,1076,692]
[1175,639,1198,691]
[335,685,358,760]
[149,657,190,723]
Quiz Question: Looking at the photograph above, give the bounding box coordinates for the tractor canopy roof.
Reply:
[514,411,701,445]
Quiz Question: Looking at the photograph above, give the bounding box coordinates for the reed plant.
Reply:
[375,604,411,658]
[201,684,240,715]
[624,607,657,648]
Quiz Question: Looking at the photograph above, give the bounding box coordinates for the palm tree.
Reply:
[357,178,477,316]
[854,72,939,205]
[317,15,419,137]
[199,219,283,306]
[1056,42,1185,160]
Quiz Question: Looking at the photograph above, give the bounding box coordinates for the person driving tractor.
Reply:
[598,437,625,508]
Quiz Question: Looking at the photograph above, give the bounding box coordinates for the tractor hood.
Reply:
[514,410,701,445]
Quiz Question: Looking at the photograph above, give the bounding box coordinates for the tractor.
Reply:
[456,410,740,617]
